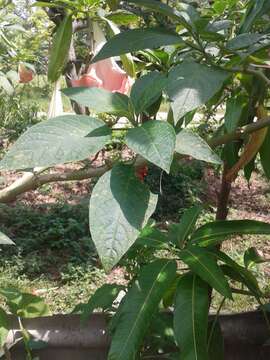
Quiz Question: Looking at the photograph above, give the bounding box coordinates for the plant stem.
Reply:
[228,66,270,87]
[18,317,32,360]
[215,164,231,221]
[209,116,270,148]
[207,297,226,351]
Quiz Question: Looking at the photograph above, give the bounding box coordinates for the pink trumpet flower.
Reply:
[71,23,133,95]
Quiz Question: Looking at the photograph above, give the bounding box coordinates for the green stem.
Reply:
[207,297,226,351]
[18,317,32,360]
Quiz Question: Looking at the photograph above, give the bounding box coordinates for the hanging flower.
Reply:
[71,23,133,95]
[18,63,34,84]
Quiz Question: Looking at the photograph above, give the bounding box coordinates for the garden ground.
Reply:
[0,159,269,314]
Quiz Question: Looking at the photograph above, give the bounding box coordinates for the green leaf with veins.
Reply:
[89,164,158,271]
[166,62,229,122]
[126,121,176,173]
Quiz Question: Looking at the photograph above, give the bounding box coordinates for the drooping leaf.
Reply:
[126,121,176,173]
[224,94,248,133]
[0,231,14,245]
[48,14,73,82]
[223,94,247,168]
[226,104,268,183]
[0,308,9,347]
[241,34,270,56]
[92,28,183,62]
[239,0,270,34]
[175,130,222,164]
[179,247,232,298]
[244,247,269,268]
[168,205,203,248]
[108,259,177,360]
[136,227,169,250]
[260,128,270,179]
[166,62,229,122]
[226,33,264,51]
[73,284,125,324]
[89,164,158,271]
[191,220,270,247]
[62,87,130,117]
[244,156,256,182]
[214,250,262,297]
[0,115,111,170]
[174,273,209,360]
[0,288,49,318]
[130,72,167,115]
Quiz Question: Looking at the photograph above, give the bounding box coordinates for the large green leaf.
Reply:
[175,130,222,164]
[260,128,270,179]
[62,87,130,117]
[227,33,270,56]
[0,288,49,318]
[226,33,263,51]
[214,250,262,297]
[223,94,247,168]
[224,94,248,133]
[0,115,111,170]
[126,121,175,173]
[136,227,169,250]
[0,308,9,347]
[168,205,203,248]
[73,284,125,324]
[166,62,229,122]
[108,259,176,360]
[239,0,270,33]
[179,246,232,298]
[191,220,270,247]
[48,14,72,82]
[174,273,209,360]
[127,0,199,29]
[92,28,183,62]
[130,72,167,115]
[89,164,158,271]
[0,231,14,245]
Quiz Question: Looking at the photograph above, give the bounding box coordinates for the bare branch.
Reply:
[209,116,270,148]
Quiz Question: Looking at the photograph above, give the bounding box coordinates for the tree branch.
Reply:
[209,116,270,148]
[1,116,270,203]
[227,66,270,87]
[0,157,147,203]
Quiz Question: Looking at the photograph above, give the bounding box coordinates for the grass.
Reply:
[0,161,205,313]
[0,201,107,313]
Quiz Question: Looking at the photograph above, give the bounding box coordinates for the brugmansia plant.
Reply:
[1,0,270,358]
